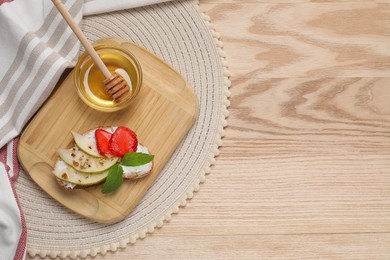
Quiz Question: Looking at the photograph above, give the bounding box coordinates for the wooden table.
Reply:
[29,1,390,259]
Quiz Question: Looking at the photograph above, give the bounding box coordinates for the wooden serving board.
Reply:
[18,37,197,223]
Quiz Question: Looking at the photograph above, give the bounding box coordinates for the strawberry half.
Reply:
[95,129,112,156]
[108,126,138,157]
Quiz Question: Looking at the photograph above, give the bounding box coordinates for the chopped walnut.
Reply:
[73,161,79,167]
[61,173,68,179]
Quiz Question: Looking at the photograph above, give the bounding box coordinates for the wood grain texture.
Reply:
[203,2,390,78]
[19,37,197,223]
[54,233,390,259]
[28,1,390,259]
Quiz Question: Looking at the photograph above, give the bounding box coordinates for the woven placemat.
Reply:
[14,0,230,258]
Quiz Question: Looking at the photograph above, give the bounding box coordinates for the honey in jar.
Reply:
[74,45,142,112]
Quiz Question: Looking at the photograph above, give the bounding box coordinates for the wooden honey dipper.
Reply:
[52,0,131,103]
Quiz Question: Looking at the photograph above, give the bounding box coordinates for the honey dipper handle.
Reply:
[51,0,112,79]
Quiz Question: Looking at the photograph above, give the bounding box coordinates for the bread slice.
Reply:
[53,126,153,190]
[56,161,153,190]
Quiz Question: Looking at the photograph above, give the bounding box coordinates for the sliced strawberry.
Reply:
[108,126,138,157]
[95,129,112,156]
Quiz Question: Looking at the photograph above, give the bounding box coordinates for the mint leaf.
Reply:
[102,164,123,194]
[121,152,154,166]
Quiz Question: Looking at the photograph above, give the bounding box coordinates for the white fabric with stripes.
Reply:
[0,163,20,260]
[0,1,169,259]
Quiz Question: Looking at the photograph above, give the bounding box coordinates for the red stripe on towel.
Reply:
[1,137,26,260]
[0,138,20,180]
[6,171,27,260]
[0,143,11,174]
[0,0,13,5]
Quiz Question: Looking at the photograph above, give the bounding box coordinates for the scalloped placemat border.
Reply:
[28,1,231,258]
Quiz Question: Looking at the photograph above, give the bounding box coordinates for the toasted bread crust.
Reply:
[56,178,82,189]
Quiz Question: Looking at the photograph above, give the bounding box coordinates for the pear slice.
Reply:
[58,146,118,173]
[72,130,101,158]
[53,159,108,186]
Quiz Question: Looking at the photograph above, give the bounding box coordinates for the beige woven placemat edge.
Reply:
[28,1,231,258]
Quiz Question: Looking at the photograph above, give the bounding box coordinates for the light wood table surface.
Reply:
[30,1,390,259]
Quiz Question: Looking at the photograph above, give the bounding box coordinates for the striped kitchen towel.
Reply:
[0,0,170,259]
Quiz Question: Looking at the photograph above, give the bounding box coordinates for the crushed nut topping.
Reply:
[73,161,79,167]
[61,173,68,179]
